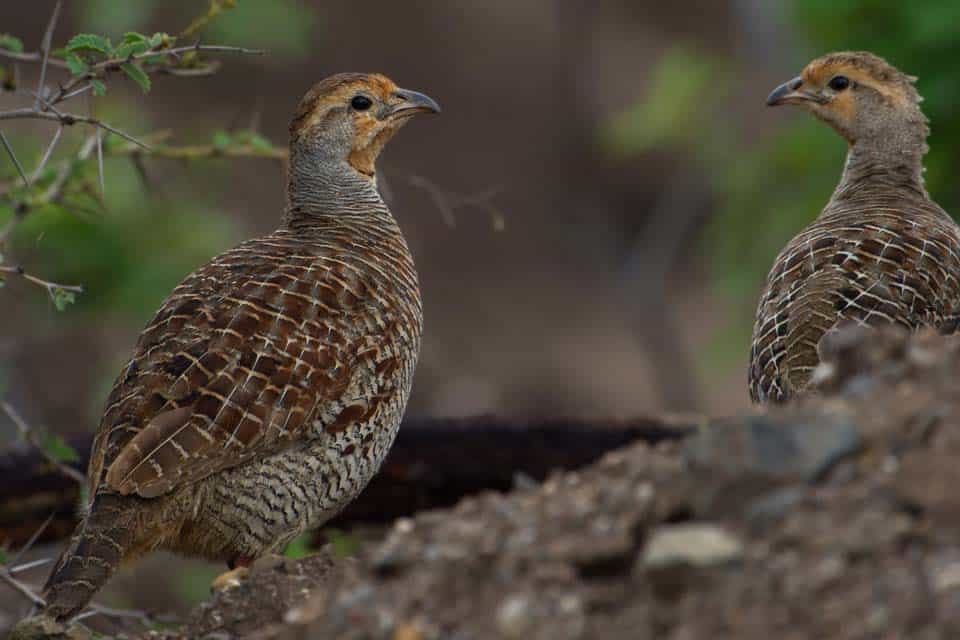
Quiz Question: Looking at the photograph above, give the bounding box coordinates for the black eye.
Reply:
[828,75,850,91]
[350,95,373,111]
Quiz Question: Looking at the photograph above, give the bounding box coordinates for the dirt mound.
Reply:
[157,327,960,639]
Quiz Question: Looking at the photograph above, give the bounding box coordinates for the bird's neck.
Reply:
[284,145,390,226]
[832,130,928,202]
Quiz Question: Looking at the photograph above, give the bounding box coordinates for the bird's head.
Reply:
[766,51,927,146]
[289,72,440,178]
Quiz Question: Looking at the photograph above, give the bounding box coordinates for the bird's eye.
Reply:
[350,95,373,111]
[828,75,850,91]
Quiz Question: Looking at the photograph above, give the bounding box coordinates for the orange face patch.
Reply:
[289,73,416,176]
[291,73,398,136]
[801,58,913,110]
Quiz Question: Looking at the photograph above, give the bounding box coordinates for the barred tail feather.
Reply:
[42,494,134,621]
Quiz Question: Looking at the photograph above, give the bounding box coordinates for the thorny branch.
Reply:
[0,43,263,78]
[0,1,264,304]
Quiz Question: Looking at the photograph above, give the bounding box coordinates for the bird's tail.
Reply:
[41,493,136,621]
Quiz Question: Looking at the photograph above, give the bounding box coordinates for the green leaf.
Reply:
[324,528,358,558]
[138,53,164,65]
[0,549,7,565]
[65,54,88,76]
[65,33,112,56]
[248,134,274,152]
[42,434,80,464]
[0,34,24,53]
[114,32,151,59]
[90,79,106,96]
[206,0,317,57]
[120,62,150,93]
[234,131,274,152]
[283,533,314,560]
[50,287,77,311]
[211,130,232,151]
[148,32,172,49]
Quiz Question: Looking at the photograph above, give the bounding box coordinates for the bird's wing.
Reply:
[88,233,393,499]
[749,202,960,403]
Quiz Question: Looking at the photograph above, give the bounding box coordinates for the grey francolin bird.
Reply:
[33,73,439,622]
[748,52,960,403]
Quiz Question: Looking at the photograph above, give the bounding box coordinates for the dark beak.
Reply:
[389,88,441,116]
[766,76,821,106]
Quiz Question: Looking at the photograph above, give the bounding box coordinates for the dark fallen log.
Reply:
[0,415,693,548]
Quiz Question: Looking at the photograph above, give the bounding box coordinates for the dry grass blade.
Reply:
[8,558,53,576]
[77,603,161,626]
[0,567,45,606]
[35,0,63,111]
[10,513,55,567]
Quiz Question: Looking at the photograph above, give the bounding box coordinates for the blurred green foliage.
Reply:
[0,0,302,325]
[602,48,730,158]
[78,0,318,58]
[605,0,960,375]
[205,0,318,57]
[711,0,960,320]
[41,433,80,463]
[283,532,316,560]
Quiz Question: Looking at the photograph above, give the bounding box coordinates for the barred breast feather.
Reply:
[90,222,421,499]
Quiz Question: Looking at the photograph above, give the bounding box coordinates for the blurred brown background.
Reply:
[0,0,790,430]
[2,0,958,628]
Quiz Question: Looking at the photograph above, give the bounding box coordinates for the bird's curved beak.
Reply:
[388,88,441,117]
[766,76,822,107]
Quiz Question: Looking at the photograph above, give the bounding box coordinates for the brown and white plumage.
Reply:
[749,52,960,403]
[34,73,439,622]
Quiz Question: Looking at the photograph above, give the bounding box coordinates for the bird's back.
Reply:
[749,190,960,403]
[87,219,422,502]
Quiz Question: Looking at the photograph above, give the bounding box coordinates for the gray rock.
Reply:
[642,524,744,570]
[685,412,860,483]
[495,594,536,638]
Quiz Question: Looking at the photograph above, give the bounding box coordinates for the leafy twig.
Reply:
[0,43,263,75]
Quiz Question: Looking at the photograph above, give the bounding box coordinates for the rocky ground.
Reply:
[23,327,960,639]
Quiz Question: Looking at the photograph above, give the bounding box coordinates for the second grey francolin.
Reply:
[34,73,439,621]
[749,52,960,403]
